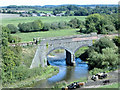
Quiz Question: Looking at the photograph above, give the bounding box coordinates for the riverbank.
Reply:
[84,69,119,88]
[2,66,59,88]
[60,69,119,89]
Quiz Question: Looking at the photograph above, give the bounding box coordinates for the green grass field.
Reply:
[1,16,86,26]
[12,29,80,42]
[99,83,119,88]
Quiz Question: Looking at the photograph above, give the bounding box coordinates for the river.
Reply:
[33,53,88,88]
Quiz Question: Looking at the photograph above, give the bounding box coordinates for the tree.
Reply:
[68,18,83,28]
[82,14,116,34]
[42,23,50,31]
[74,8,88,16]
[7,24,18,33]
[18,20,43,32]
[65,10,70,16]
[1,26,22,84]
[53,9,62,15]
[80,37,118,70]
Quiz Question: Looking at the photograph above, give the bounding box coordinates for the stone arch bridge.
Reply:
[30,33,117,68]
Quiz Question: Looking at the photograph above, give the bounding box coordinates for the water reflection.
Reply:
[48,58,88,84]
[33,58,88,88]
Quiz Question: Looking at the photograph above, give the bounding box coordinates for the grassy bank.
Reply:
[21,45,37,67]
[12,29,80,42]
[3,66,59,88]
[1,16,86,26]
[52,77,87,89]
[99,82,119,88]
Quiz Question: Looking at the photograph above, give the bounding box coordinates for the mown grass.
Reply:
[12,29,80,42]
[99,82,119,88]
[1,16,86,26]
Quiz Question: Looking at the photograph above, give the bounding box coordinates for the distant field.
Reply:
[12,29,80,42]
[0,14,20,19]
[1,16,86,26]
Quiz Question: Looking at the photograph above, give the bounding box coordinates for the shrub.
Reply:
[42,23,50,31]
[7,24,18,33]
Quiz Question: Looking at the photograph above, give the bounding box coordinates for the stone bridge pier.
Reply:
[66,50,75,66]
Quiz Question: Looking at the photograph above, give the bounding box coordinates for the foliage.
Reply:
[74,8,88,16]
[53,9,62,15]
[2,26,10,46]
[18,20,43,32]
[80,37,119,70]
[89,68,110,75]
[75,46,89,58]
[7,24,18,33]
[113,36,120,47]
[42,23,50,31]
[88,48,118,69]
[8,35,21,43]
[68,18,83,28]
[1,26,22,85]
[52,81,67,89]
[80,14,116,34]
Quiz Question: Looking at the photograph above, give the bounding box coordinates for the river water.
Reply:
[33,53,88,88]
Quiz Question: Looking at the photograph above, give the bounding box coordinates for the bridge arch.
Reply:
[46,46,75,66]
[74,44,91,54]
[47,46,72,56]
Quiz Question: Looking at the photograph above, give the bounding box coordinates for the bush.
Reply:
[42,23,50,31]
[58,21,68,29]
[18,20,43,32]
[89,68,109,75]
[51,22,59,30]
[113,36,120,46]
[80,37,118,70]
[68,18,82,28]
[7,24,18,33]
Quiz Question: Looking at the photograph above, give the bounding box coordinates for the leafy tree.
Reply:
[74,8,88,16]
[1,26,22,84]
[58,21,68,29]
[81,14,116,34]
[65,10,70,16]
[68,18,83,28]
[7,24,18,33]
[113,36,120,47]
[80,37,118,69]
[51,22,59,30]
[42,23,50,31]
[53,9,62,15]
[18,20,43,32]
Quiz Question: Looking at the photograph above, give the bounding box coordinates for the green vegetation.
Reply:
[99,82,119,88]
[7,24,18,33]
[1,16,86,26]
[89,68,112,75]
[79,13,117,34]
[1,27,59,88]
[18,20,43,32]
[12,29,80,42]
[52,77,87,89]
[75,46,89,58]
[80,37,119,70]
[21,46,37,67]
[5,66,59,88]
